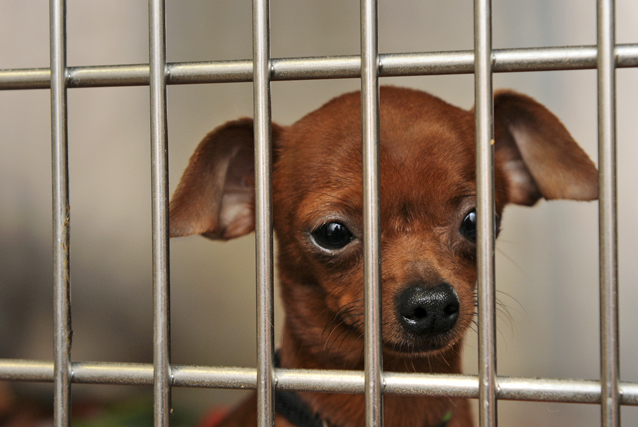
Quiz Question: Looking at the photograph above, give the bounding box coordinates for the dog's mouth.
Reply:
[383,332,460,356]
[325,311,460,358]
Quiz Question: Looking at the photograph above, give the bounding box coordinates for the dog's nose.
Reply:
[397,283,460,336]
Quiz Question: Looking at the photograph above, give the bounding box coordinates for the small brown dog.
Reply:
[169,86,598,427]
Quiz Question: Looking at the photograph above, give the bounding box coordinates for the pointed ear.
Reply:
[493,90,598,206]
[169,118,284,240]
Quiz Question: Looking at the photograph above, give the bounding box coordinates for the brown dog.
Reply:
[169,86,598,427]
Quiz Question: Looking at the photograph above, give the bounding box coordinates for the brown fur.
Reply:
[170,86,598,427]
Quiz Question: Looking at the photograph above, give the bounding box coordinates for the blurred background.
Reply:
[0,0,637,425]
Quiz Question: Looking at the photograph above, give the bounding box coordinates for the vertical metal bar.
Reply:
[474,0,497,426]
[253,0,275,426]
[148,0,172,426]
[50,0,71,426]
[360,0,383,426]
[597,0,619,426]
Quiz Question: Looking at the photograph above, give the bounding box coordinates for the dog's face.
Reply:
[271,89,510,359]
[169,86,598,366]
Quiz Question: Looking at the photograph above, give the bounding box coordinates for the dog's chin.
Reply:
[383,333,460,358]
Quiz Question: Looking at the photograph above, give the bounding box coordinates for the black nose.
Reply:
[397,283,460,336]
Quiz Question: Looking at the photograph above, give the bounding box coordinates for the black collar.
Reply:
[274,352,450,427]
[274,352,326,427]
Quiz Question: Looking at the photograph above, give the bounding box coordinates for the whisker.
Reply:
[438,351,452,370]
[495,247,525,273]
[321,300,364,350]
[331,316,363,355]
[345,330,365,364]
[323,309,353,351]
[496,290,528,319]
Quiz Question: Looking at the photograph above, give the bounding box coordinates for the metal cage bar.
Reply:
[49,1,72,426]
[3,352,637,414]
[252,0,276,426]
[360,0,383,426]
[474,0,497,426]
[2,44,638,90]
[2,359,638,405]
[148,0,172,426]
[597,1,620,426]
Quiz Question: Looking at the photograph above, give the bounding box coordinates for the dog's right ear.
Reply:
[169,118,283,240]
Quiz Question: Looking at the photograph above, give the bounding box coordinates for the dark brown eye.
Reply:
[460,210,477,242]
[459,210,501,242]
[312,222,354,250]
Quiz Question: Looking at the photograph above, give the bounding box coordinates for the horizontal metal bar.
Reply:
[1,360,637,406]
[0,360,54,382]
[74,362,154,386]
[171,365,255,389]
[1,44,637,90]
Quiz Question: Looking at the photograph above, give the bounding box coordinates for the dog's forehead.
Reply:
[277,87,476,200]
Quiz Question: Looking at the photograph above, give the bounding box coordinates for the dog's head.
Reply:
[170,86,597,366]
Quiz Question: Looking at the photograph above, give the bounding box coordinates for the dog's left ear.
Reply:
[493,90,598,206]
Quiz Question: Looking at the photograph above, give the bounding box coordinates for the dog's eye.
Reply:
[460,210,502,242]
[460,210,477,242]
[312,222,354,250]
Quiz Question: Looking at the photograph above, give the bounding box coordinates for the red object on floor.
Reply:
[196,407,229,427]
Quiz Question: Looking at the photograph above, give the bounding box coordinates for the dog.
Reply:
[169,86,598,427]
